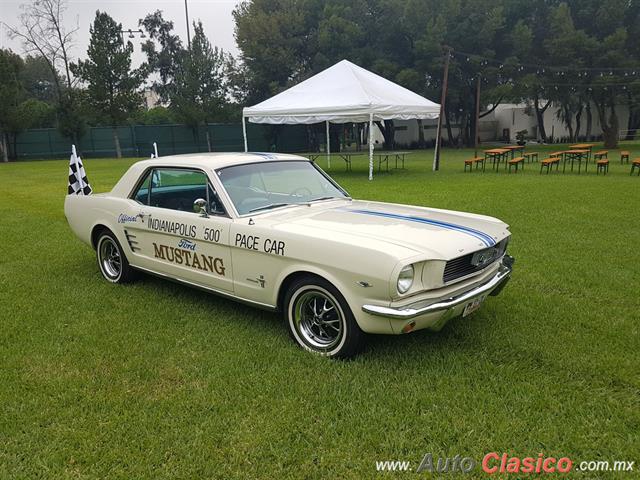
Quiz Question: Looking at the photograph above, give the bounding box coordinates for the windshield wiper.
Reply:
[248,196,350,213]
[247,202,295,213]
[308,196,350,202]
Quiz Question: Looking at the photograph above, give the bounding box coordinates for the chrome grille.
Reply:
[443,238,508,283]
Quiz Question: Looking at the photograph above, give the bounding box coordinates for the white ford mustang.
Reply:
[65,152,514,357]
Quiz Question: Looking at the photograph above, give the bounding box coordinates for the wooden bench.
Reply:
[540,156,560,174]
[508,156,525,173]
[596,158,609,175]
[524,152,538,163]
[632,158,640,176]
[620,151,630,164]
[594,150,608,161]
[464,157,484,172]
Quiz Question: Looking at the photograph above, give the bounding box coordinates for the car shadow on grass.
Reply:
[136,272,283,329]
[132,269,503,365]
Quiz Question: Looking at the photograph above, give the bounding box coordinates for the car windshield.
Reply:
[217,160,349,215]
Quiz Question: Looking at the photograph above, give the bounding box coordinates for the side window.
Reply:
[133,168,226,216]
[148,169,208,213]
[133,171,151,205]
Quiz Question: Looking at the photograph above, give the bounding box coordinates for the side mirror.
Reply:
[193,198,209,218]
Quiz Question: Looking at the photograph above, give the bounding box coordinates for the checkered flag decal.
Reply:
[68,146,92,195]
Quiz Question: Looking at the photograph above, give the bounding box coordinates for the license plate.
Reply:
[463,295,486,317]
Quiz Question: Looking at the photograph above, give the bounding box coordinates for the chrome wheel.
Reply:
[285,277,365,358]
[293,289,344,351]
[98,236,122,280]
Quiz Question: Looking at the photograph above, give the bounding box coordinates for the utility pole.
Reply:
[474,75,481,158]
[184,0,191,49]
[433,46,451,171]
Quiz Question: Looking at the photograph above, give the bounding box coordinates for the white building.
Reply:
[389,102,630,146]
[493,103,629,143]
[143,88,161,109]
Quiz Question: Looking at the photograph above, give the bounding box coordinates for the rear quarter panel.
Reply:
[64,194,134,252]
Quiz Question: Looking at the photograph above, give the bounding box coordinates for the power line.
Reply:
[451,50,640,75]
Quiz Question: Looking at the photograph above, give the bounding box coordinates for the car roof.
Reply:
[109,152,313,200]
[133,152,309,170]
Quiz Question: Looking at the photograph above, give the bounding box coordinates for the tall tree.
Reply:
[411,0,513,147]
[20,55,58,103]
[72,11,144,158]
[4,0,84,143]
[233,0,311,105]
[171,21,230,151]
[0,50,53,161]
[139,10,186,103]
[0,50,24,162]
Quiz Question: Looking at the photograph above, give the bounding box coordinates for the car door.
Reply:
[223,164,310,305]
[124,167,234,293]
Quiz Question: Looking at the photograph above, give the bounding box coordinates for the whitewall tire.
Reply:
[284,275,365,358]
[96,230,136,284]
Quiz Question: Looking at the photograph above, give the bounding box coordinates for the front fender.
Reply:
[272,262,395,335]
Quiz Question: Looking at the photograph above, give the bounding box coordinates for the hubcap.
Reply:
[294,290,344,350]
[99,238,121,279]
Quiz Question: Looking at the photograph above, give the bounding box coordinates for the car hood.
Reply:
[269,199,510,260]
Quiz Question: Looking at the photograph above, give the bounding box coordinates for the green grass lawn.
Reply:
[1,145,639,479]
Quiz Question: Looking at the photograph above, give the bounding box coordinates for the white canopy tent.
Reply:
[242,60,440,180]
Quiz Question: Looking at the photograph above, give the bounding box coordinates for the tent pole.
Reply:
[326,120,331,169]
[242,116,248,152]
[368,113,374,181]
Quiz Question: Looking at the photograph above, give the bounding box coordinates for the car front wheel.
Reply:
[96,230,136,283]
[284,276,365,358]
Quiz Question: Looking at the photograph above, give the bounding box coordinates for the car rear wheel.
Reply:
[96,230,136,283]
[284,276,365,358]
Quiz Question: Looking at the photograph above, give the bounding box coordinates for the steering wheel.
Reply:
[290,186,313,198]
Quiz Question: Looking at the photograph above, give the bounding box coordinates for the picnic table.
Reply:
[550,150,591,173]
[376,151,411,170]
[484,148,511,170]
[305,151,411,172]
[562,149,590,173]
[503,145,525,159]
[569,144,596,161]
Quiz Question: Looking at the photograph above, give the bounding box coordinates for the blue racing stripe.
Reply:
[347,209,496,247]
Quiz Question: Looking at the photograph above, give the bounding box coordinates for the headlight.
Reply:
[397,264,414,294]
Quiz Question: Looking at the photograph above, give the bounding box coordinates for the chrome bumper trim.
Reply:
[362,256,514,320]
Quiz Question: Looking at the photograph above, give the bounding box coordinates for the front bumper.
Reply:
[362,255,514,321]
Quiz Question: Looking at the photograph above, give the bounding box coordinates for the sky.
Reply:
[0,0,241,67]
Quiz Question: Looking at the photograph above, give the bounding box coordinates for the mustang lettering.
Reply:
[153,243,225,276]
